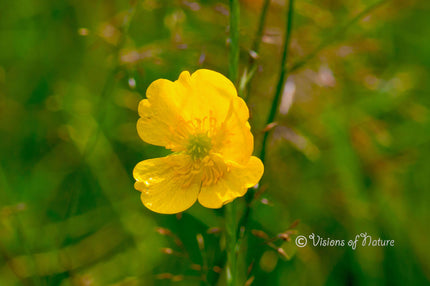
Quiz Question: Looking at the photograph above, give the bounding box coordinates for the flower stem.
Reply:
[243,0,271,101]
[250,0,271,60]
[259,0,295,163]
[225,202,238,286]
[288,0,387,74]
[234,0,389,249]
[227,1,240,285]
[235,0,295,244]
[229,0,240,84]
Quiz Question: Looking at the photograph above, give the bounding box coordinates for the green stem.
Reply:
[243,0,271,100]
[250,0,271,57]
[289,0,387,73]
[236,0,295,252]
[226,1,240,285]
[259,0,386,162]
[260,0,295,163]
[229,0,240,84]
[225,202,238,286]
[236,0,388,243]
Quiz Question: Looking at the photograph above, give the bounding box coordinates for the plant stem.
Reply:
[250,0,271,59]
[259,0,387,162]
[236,0,295,250]
[226,1,240,285]
[236,0,388,253]
[243,0,271,100]
[259,0,295,163]
[225,202,238,286]
[229,0,240,84]
[289,0,387,73]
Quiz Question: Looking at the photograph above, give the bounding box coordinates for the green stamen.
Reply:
[187,133,212,160]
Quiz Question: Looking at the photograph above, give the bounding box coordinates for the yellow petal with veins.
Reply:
[182,69,241,121]
[137,79,189,149]
[197,156,264,208]
[133,155,201,214]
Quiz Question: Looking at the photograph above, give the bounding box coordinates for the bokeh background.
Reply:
[1,0,429,285]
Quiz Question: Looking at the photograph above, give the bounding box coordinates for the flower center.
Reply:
[186,133,212,160]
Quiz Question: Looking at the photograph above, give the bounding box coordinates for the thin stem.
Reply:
[238,0,387,236]
[225,202,238,286]
[289,0,387,73]
[243,0,271,100]
[229,0,240,84]
[235,0,295,245]
[259,0,295,163]
[250,0,271,58]
[226,1,240,285]
[259,0,387,162]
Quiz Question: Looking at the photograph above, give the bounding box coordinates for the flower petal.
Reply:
[133,155,200,214]
[187,69,239,121]
[137,99,174,148]
[138,71,203,149]
[197,156,264,208]
[216,98,254,164]
[188,70,254,164]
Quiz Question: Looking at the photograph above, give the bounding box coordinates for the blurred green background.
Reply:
[1,0,429,285]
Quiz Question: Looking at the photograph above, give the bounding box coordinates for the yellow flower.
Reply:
[133,69,264,214]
